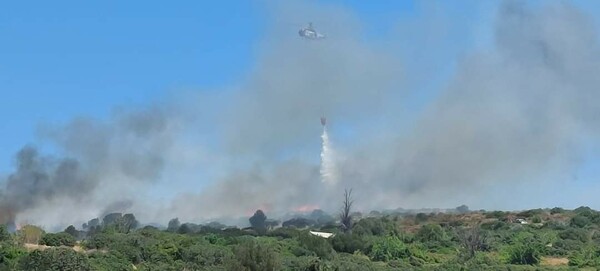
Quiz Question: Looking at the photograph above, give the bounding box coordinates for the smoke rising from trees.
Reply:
[2,0,600,228]
[0,105,180,228]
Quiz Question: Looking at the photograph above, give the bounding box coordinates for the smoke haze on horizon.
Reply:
[2,0,600,230]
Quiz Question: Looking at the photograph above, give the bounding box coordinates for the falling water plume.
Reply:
[320,126,338,185]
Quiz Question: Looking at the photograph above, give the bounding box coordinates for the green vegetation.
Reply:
[3,207,600,270]
[40,232,76,247]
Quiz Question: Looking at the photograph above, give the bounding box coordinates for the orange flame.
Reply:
[293,204,320,213]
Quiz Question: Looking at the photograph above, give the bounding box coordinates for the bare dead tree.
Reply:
[339,188,354,233]
[458,224,488,259]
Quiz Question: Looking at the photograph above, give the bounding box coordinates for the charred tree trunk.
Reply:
[339,188,354,233]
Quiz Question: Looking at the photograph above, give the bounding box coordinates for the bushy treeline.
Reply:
[2,206,600,270]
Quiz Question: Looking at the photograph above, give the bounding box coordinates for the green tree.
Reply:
[64,225,78,239]
[0,241,26,270]
[416,224,446,243]
[550,207,565,214]
[457,226,488,260]
[17,225,44,244]
[249,210,267,233]
[297,232,333,259]
[228,239,281,271]
[40,232,76,247]
[503,239,543,265]
[0,225,11,242]
[167,218,180,233]
[331,233,366,254]
[569,245,600,268]
[102,213,122,226]
[18,248,92,271]
[353,217,388,236]
[86,218,100,228]
[456,205,469,214]
[571,215,592,228]
[282,218,314,229]
[88,252,133,271]
[415,213,428,223]
[179,244,232,267]
[121,214,139,233]
[177,223,193,234]
[369,235,409,262]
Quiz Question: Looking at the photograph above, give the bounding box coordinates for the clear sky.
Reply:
[2,0,600,220]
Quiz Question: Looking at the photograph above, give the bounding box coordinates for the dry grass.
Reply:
[540,257,569,266]
[23,243,107,254]
[24,243,51,251]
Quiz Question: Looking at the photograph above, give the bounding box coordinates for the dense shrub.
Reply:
[18,248,92,271]
[369,236,409,262]
[503,241,542,265]
[552,239,585,255]
[327,253,378,271]
[331,233,366,254]
[179,244,232,267]
[558,228,589,243]
[573,207,600,224]
[282,218,315,229]
[517,209,544,218]
[40,232,76,247]
[481,221,510,231]
[282,255,321,271]
[416,224,454,251]
[571,215,592,228]
[485,211,506,219]
[267,228,300,239]
[0,241,26,270]
[17,225,44,244]
[463,251,501,266]
[4,208,600,270]
[0,226,11,243]
[542,220,568,230]
[417,224,446,243]
[88,252,133,271]
[550,207,565,214]
[84,233,118,249]
[415,213,429,223]
[569,246,600,268]
[228,238,281,271]
[353,217,391,236]
[297,232,333,259]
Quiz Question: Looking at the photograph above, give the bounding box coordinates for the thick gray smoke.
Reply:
[220,1,400,156]
[2,0,600,228]
[169,0,600,220]
[0,147,89,227]
[0,105,179,228]
[162,1,402,221]
[341,1,600,209]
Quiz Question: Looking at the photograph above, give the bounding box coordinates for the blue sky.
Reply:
[0,1,267,172]
[2,1,600,212]
[0,0,425,173]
